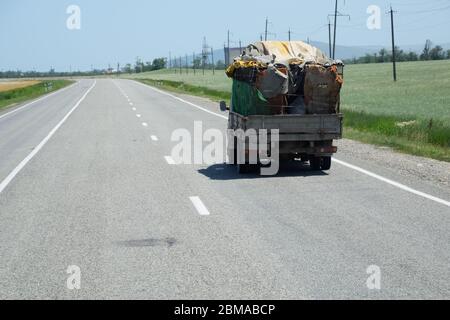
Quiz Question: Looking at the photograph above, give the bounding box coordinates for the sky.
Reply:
[1,0,449,71]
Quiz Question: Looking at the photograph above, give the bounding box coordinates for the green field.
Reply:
[0,80,74,111]
[128,60,450,161]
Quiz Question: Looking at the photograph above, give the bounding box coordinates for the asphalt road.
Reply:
[0,79,449,299]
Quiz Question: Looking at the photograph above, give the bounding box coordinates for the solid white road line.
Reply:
[332,158,450,208]
[0,80,97,195]
[132,80,450,208]
[189,196,211,216]
[0,82,78,121]
[164,156,176,165]
[151,135,159,141]
[142,122,148,127]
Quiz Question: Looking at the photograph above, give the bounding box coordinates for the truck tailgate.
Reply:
[242,114,343,134]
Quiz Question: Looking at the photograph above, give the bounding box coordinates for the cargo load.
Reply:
[224,41,345,173]
[226,41,344,116]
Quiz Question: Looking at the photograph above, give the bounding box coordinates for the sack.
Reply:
[304,64,342,114]
[255,64,288,99]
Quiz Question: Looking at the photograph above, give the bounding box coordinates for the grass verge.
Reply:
[136,78,450,162]
[0,80,74,111]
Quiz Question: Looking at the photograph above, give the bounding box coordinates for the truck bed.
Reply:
[228,112,343,141]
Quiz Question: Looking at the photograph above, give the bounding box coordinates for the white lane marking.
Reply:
[132,107,136,111]
[151,135,158,141]
[164,156,176,165]
[0,82,78,120]
[129,102,133,106]
[332,158,450,208]
[136,114,141,118]
[132,80,450,208]
[133,80,228,120]
[0,80,97,195]
[189,196,211,216]
[142,122,148,127]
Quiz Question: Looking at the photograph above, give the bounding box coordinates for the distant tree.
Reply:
[151,58,166,71]
[407,51,418,61]
[447,50,450,59]
[144,61,153,72]
[429,45,445,60]
[378,48,387,62]
[134,57,144,73]
[123,63,132,74]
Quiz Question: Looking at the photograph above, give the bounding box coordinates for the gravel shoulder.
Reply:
[170,88,450,190]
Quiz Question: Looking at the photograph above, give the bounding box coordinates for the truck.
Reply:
[224,41,344,174]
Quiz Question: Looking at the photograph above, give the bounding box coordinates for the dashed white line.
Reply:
[164,156,176,165]
[142,122,148,127]
[332,158,450,208]
[189,196,211,216]
[136,114,141,118]
[129,102,133,106]
[132,107,136,111]
[151,135,159,141]
[0,80,97,194]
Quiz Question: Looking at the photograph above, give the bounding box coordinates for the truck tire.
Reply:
[310,157,322,170]
[321,156,332,170]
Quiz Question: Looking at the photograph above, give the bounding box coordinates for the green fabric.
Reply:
[231,79,270,116]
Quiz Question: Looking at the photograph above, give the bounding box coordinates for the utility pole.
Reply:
[288,28,291,41]
[117,63,120,77]
[211,47,215,75]
[389,6,397,81]
[328,20,332,57]
[265,17,268,41]
[328,3,350,60]
[193,52,196,75]
[239,40,242,54]
[185,54,188,74]
[333,0,338,59]
[179,56,182,75]
[227,30,231,66]
[169,51,172,69]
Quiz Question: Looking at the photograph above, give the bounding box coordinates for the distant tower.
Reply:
[202,37,210,68]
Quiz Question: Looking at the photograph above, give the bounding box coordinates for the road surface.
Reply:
[0,79,449,299]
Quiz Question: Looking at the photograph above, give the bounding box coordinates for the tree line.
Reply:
[344,40,450,64]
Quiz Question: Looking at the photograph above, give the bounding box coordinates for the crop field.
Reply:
[131,60,450,161]
[0,80,42,93]
[0,80,73,111]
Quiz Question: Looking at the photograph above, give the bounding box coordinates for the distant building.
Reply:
[224,47,244,65]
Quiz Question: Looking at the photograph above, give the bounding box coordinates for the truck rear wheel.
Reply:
[310,157,322,170]
[321,156,332,170]
[310,156,332,171]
